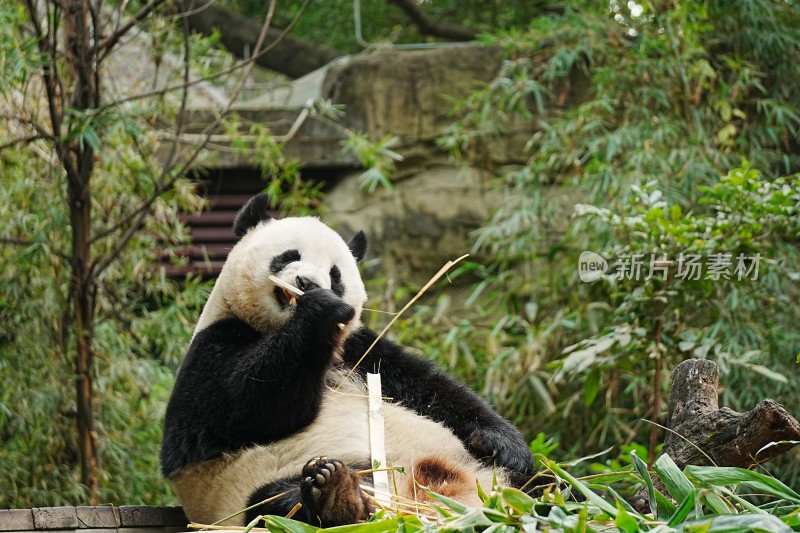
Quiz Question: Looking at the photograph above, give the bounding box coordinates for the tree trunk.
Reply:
[70,188,97,499]
[64,0,100,500]
[663,359,800,469]
[632,359,800,512]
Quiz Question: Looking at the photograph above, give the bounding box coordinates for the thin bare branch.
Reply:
[155,97,315,145]
[22,0,76,181]
[0,134,52,152]
[91,0,301,279]
[95,0,311,115]
[386,0,478,41]
[95,0,171,57]
[159,0,194,175]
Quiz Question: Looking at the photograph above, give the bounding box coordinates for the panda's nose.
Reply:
[295,276,319,292]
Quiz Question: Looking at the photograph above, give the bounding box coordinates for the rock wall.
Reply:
[325,166,499,287]
[319,45,516,288]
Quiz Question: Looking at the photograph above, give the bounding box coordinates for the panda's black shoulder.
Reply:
[188,316,261,355]
[161,317,261,477]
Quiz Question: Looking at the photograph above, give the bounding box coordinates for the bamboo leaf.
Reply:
[545,459,618,517]
[631,450,657,518]
[677,513,791,532]
[501,487,535,514]
[654,454,694,503]
[613,502,639,533]
[685,466,800,504]
[667,489,700,526]
[260,515,319,533]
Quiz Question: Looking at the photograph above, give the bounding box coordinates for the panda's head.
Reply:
[195,194,368,337]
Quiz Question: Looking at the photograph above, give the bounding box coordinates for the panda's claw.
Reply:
[300,456,372,527]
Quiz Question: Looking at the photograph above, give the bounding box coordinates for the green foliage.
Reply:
[0,124,206,505]
[434,0,800,484]
[0,0,432,507]
[343,133,403,193]
[247,453,800,532]
[1,0,216,506]
[225,0,558,53]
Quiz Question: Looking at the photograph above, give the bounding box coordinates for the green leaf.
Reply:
[501,487,535,514]
[545,459,619,517]
[584,368,601,407]
[260,515,319,533]
[668,489,700,526]
[678,513,792,532]
[325,516,425,533]
[422,486,469,514]
[685,466,800,504]
[630,450,657,518]
[703,490,734,515]
[440,508,494,529]
[654,488,678,519]
[614,501,639,533]
[654,453,694,502]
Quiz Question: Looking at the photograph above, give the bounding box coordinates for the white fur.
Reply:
[194,217,367,338]
[172,373,504,525]
[177,216,500,525]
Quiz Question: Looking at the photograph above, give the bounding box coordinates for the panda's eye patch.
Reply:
[270,249,301,273]
[330,265,344,297]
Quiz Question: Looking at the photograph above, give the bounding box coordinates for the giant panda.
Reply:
[160,193,534,528]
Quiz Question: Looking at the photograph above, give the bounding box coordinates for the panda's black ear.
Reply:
[348,231,367,262]
[233,194,272,238]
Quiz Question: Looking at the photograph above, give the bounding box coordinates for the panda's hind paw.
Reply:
[300,457,372,527]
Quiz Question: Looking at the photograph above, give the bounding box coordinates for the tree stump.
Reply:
[664,359,800,468]
[632,358,800,512]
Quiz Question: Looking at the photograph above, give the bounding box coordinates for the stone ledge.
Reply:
[0,508,187,532]
[0,510,34,532]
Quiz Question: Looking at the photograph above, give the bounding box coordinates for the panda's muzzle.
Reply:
[271,276,319,309]
[275,286,298,308]
[270,274,347,331]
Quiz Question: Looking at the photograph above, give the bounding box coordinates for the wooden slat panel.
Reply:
[162,173,271,277]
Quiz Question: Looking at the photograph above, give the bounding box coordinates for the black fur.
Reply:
[330,266,344,297]
[161,211,533,527]
[343,329,534,476]
[347,231,367,262]
[160,288,355,477]
[161,288,532,478]
[270,249,300,273]
[237,325,534,527]
[233,193,272,237]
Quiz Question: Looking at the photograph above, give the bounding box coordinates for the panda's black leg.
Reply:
[299,456,373,527]
[244,457,373,528]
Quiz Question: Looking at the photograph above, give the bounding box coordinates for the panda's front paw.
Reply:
[467,427,534,477]
[297,289,356,328]
[300,456,372,527]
